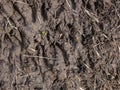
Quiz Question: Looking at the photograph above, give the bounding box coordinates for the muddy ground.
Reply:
[0,0,120,90]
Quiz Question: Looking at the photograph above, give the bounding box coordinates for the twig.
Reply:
[66,0,77,13]
[79,87,85,90]
[84,9,99,22]
[118,46,120,53]
[13,0,29,5]
[6,17,17,30]
[66,0,72,10]
[22,54,57,60]
[92,36,101,58]
[102,34,109,40]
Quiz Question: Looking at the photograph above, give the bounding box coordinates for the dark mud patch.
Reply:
[0,0,120,90]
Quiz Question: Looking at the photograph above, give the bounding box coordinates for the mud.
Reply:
[0,0,120,90]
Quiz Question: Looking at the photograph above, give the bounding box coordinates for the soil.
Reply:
[0,0,120,90]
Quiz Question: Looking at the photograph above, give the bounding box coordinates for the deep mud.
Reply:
[0,0,120,90]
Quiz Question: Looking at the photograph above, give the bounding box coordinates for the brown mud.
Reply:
[0,0,120,90]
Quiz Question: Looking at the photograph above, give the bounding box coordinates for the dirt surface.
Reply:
[0,0,120,90]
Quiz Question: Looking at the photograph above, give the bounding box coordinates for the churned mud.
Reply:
[0,0,120,90]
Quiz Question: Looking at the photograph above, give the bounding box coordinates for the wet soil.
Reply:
[0,0,120,90]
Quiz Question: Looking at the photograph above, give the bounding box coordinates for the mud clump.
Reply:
[0,0,120,90]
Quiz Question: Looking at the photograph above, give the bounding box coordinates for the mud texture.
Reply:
[0,0,120,90]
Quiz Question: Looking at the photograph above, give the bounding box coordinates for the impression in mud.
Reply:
[0,0,119,90]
